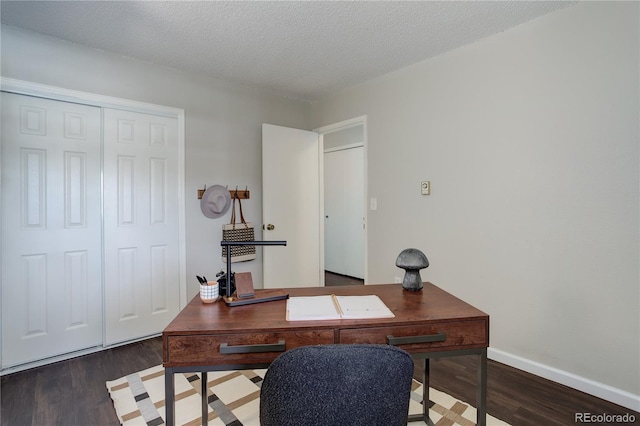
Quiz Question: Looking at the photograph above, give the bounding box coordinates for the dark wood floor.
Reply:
[325,271,364,286]
[2,336,637,426]
[421,356,639,426]
[1,338,164,426]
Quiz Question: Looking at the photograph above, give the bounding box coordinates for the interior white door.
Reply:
[1,92,103,367]
[262,124,320,288]
[103,109,181,345]
[324,147,365,278]
[323,150,343,274]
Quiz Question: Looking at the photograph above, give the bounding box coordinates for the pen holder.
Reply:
[200,281,219,303]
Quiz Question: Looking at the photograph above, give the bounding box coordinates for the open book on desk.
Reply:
[286,294,395,321]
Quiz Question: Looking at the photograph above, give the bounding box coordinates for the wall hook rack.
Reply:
[197,185,250,200]
[197,184,206,199]
[229,187,250,199]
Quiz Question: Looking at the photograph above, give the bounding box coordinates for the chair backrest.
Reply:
[259,344,414,426]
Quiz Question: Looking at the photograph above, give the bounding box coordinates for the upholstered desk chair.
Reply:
[259,344,414,426]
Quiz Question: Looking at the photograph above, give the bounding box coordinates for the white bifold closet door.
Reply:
[1,93,182,368]
[102,109,181,345]
[1,93,103,367]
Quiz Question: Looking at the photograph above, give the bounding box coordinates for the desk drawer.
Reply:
[165,330,334,366]
[339,320,487,353]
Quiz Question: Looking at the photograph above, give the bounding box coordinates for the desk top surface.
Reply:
[163,282,488,335]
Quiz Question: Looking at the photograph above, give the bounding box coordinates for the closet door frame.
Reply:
[0,77,186,371]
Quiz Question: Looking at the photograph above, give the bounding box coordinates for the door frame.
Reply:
[0,77,187,370]
[314,115,368,284]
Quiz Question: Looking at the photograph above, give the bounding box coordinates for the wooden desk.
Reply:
[163,283,489,426]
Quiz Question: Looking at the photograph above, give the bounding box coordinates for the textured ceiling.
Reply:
[1,1,572,102]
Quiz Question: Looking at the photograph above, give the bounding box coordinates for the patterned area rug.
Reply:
[107,365,510,426]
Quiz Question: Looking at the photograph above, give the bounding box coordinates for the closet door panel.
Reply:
[103,109,180,345]
[1,93,102,368]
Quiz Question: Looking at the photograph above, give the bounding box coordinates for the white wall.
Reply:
[311,2,640,408]
[0,25,312,299]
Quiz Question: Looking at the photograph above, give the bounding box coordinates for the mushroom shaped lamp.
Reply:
[395,248,429,291]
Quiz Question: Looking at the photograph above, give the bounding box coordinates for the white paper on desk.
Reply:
[286,295,341,321]
[335,295,395,319]
[286,295,394,321]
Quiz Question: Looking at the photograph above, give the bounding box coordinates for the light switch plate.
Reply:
[421,181,430,195]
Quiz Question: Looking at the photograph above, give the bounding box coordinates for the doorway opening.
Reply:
[315,116,367,286]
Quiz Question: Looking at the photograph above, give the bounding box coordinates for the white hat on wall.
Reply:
[200,185,232,218]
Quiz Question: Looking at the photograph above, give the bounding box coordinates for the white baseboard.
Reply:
[488,348,640,412]
[1,333,160,376]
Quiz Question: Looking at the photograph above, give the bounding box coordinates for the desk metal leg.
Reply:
[165,368,175,426]
[408,349,487,426]
[408,358,435,425]
[201,371,208,425]
[423,358,435,426]
[423,358,429,423]
[477,349,487,426]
